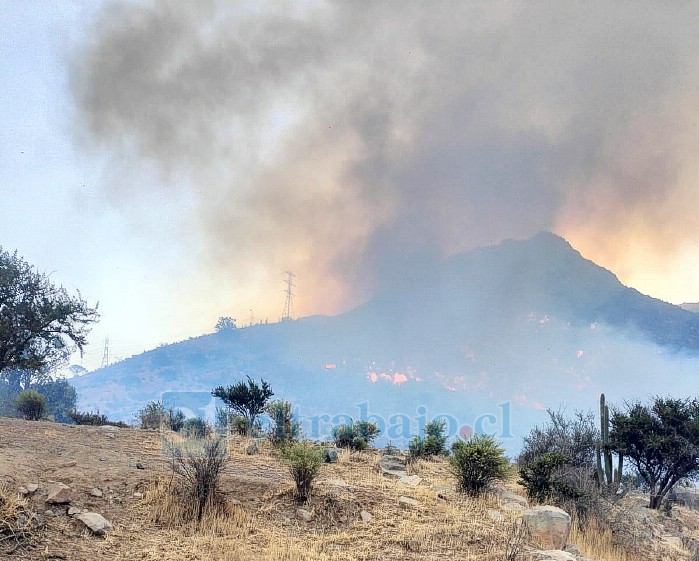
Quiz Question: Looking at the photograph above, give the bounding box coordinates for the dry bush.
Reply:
[0,484,40,554]
[168,437,228,522]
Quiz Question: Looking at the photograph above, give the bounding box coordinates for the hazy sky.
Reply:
[2,1,698,371]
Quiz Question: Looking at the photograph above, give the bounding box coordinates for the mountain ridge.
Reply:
[70,232,699,450]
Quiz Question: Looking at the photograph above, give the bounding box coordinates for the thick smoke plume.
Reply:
[70,1,699,317]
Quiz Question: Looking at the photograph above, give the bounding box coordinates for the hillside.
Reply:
[70,233,699,451]
[2,418,698,561]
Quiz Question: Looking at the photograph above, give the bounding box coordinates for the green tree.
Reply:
[332,420,380,450]
[610,396,699,509]
[0,248,99,389]
[14,389,46,421]
[34,377,77,423]
[450,435,510,496]
[409,418,449,459]
[212,377,273,436]
[215,316,236,332]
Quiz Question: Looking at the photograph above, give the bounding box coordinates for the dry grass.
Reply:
[2,418,698,561]
[0,483,40,555]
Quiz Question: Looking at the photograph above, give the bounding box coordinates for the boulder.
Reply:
[246,442,259,455]
[323,447,341,463]
[523,506,571,550]
[25,483,39,494]
[90,488,103,498]
[75,512,113,536]
[46,483,72,505]
[379,455,408,478]
[296,508,312,522]
[67,506,81,516]
[360,510,373,522]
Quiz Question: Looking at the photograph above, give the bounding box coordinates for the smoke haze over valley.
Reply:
[1,2,698,407]
[71,233,699,453]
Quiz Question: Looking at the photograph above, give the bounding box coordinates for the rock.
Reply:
[501,501,526,511]
[46,483,72,505]
[44,509,55,517]
[523,505,571,550]
[379,455,408,478]
[323,447,341,463]
[491,486,529,507]
[246,442,259,455]
[74,512,113,536]
[398,475,423,486]
[26,483,39,494]
[59,461,77,468]
[487,509,504,521]
[67,506,81,516]
[18,486,29,496]
[528,550,577,561]
[661,535,683,549]
[90,488,103,498]
[360,510,373,522]
[296,508,312,522]
[399,496,418,508]
[133,492,143,499]
[135,462,145,470]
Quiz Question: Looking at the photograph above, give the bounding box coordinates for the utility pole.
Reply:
[281,271,296,321]
[101,336,110,368]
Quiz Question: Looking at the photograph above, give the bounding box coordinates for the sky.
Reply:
[1,1,698,372]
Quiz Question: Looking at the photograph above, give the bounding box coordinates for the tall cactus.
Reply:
[596,393,623,492]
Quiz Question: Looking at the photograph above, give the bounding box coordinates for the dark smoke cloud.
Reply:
[70,1,699,315]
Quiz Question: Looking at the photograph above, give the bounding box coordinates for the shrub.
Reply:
[14,390,46,421]
[183,417,211,439]
[519,451,570,503]
[69,409,128,428]
[138,401,168,429]
[409,419,448,460]
[167,408,186,432]
[450,434,510,496]
[215,406,231,431]
[170,437,228,522]
[266,399,301,445]
[332,420,379,450]
[518,409,598,469]
[281,442,324,502]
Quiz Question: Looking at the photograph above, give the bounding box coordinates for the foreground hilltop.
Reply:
[1,418,699,560]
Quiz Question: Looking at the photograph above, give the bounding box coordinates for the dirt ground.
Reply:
[2,417,698,561]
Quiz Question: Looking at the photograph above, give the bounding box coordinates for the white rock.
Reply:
[398,475,423,486]
[360,510,373,522]
[399,496,418,508]
[75,512,113,536]
[296,508,312,522]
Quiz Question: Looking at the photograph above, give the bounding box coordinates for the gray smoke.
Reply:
[69,1,699,315]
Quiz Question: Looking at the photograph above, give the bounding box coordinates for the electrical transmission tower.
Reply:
[281,271,296,321]
[101,336,110,368]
